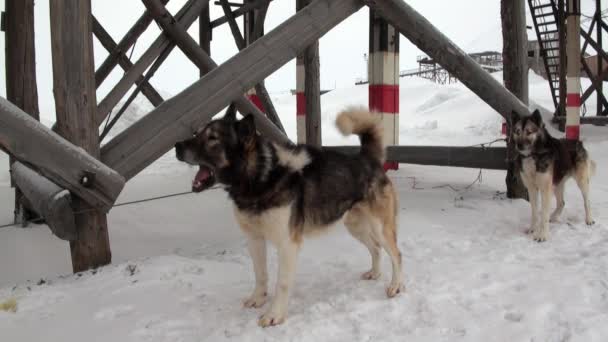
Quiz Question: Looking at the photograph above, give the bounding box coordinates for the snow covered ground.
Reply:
[1,72,607,341]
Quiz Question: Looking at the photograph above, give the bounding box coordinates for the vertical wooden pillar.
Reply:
[565,0,581,140]
[369,9,399,170]
[5,0,40,224]
[244,1,265,112]
[558,0,568,119]
[49,0,111,272]
[199,2,211,75]
[501,0,529,200]
[296,55,306,143]
[595,0,603,116]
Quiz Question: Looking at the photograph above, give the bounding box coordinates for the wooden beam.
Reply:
[0,97,125,210]
[92,16,164,107]
[298,0,321,146]
[5,0,40,224]
[141,0,288,142]
[11,162,77,241]
[199,1,211,65]
[368,0,530,119]
[210,0,269,28]
[220,0,285,133]
[95,0,206,126]
[49,0,116,271]
[94,0,169,87]
[102,0,363,180]
[325,146,508,170]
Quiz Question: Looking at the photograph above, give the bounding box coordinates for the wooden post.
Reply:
[558,0,567,120]
[565,0,581,140]
[199,1,211,73]
[501,0,528,200]
[595,0,603,116]
[369,9,399,170]
[49,0,111,272]
[5,0,40,224]
[296,0,321,147]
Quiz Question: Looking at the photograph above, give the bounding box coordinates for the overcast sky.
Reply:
[0,0,601,118]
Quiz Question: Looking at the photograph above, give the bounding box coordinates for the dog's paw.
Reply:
[586,218,595,226]
[386,282,404,298]
[361,269,381,280]
[525,227,536,235]
[549,215,560,223]
[532,230,548,243]
[258,310,286,327]
[243,292,267,308]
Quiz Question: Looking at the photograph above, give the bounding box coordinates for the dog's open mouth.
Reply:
[192,165,216,192]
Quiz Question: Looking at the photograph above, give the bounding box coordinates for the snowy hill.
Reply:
[1,72,608,341]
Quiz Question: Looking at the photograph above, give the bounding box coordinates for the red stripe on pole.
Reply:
[296,92,306,116]
[383,161,398,171]
[247,94,265,112]
[565,125,580,140]
[501,121,507,135]
[566,93,581,107]
[369,84,399,113]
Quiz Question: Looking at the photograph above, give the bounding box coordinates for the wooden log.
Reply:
[141,0,289,144]
[92,16,164,107]
[95,0,206,126]
[94,0,169,87]
[325,146,508,170]
[501,0,528,200]
[304,40,321,146]
[368,0,530,119]
[49,0,114,271]
[0,97,125,210]
[102,0,363,180]
[5,0,40,224]
[210,0,270,28]
[11,162,77,241]
[199,1,211,66]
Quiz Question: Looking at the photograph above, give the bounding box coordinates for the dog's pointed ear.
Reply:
[236,114,256,140]
[531,109,543,127]
[223,103,237,122]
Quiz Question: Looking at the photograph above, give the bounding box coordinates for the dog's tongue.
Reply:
[192,166,214,192]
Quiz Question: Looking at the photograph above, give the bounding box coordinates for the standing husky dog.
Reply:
[175,104,403,327]
[511,109,596,242]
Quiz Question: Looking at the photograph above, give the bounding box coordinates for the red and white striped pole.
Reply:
[369,10,399,171]
[244,0,265,113]
[296,55,306,143]
[565,0,581,140]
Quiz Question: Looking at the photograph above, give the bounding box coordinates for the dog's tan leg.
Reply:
[534,173,552,242]
[259,240,299,327]
[243,236,268,308]
[550,181,565,223]
[526,185,539,235]
[575,164,594,226]
[344,210,382,280]
[378,219,403,297]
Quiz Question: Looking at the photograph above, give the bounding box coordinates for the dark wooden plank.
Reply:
[304,40,321,146]
[102,0,363,180]
[210,0,269,28]
[142,0,288,143]
[369,0,530,119]
[199,1,211,65]
[92,16,164,107]
[11,162,77,241]
[94,0,169,87]
[96,0,206,126]
[5,0,40,224]
[49,0,118,271]
[325,146,508,170]
[0,97,125,210]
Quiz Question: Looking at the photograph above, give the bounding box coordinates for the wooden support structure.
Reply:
[141,0,287,143]
[368,0,530,119]
[0,97,125,210]
[199,0,211,62]
[11,162,77,241]
[325,146,508,170]
[102,0,364,180]
[565,0,581,140]
[49,0,113,272]
[501,0,528,199]
[96,0,206,126]
[4,0,40,224]
[210,0,270,28]
[92,16,164,107]
[219,0,285,133]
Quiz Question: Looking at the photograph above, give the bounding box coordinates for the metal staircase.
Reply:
[528,0,563,110]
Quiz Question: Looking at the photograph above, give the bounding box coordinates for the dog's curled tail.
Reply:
[336,106,385,163]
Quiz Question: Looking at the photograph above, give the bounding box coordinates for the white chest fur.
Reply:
[520,157,537,187]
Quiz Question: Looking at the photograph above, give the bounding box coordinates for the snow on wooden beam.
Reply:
[11,162,77,241]
[368,0,530,119]
[0,97,126,211]
[101,0,363,180]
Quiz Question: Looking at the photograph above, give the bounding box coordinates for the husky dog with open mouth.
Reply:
[175,104,403,327]
[511,109,596,242]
